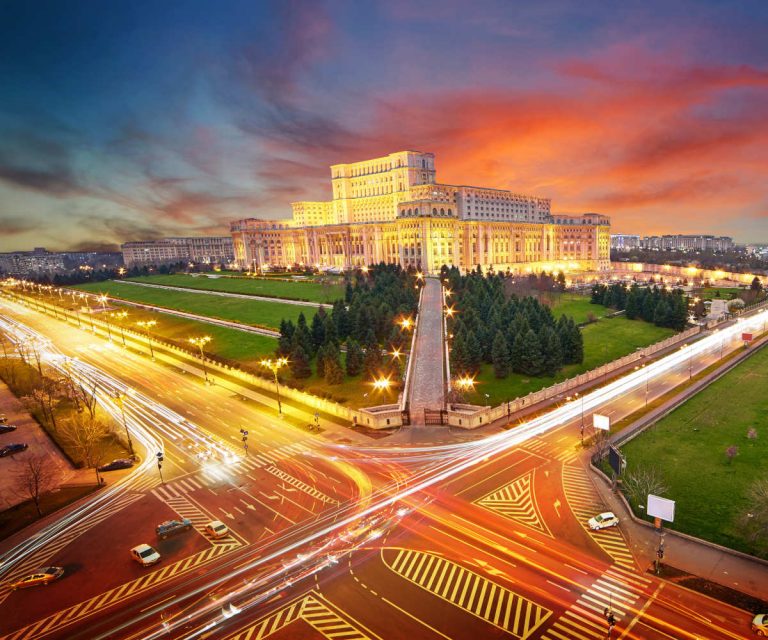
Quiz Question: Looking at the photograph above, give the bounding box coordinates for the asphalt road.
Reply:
[0,295,765,640]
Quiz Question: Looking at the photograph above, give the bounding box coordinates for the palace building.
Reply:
[230,151,610,274]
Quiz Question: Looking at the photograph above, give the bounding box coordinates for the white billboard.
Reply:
[593,414,611,431]
[647,494,675,522]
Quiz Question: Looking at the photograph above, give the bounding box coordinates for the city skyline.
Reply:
[1,0,767,251]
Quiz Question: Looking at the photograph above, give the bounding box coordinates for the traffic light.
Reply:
[240,429,249,441]
[156,451,164,468]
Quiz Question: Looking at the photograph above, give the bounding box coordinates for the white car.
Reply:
[204,520,229,540]
[588,512,619,530]
[131,544,161,566]
[752,613,768,636]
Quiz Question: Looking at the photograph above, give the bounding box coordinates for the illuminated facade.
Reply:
[231,151,610,274]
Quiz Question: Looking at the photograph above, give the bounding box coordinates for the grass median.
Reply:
[619,343,768,557]
[73,281,319,331]
[125,274,344,303]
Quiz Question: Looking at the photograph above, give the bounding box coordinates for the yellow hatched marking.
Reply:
[382,548,550,638]
[223,591,381,640]
[475,470,552,536]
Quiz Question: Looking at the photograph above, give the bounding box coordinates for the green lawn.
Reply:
[72,281,318,331]
[619,345,768,557]
[548,293,611,325]
[125,274,344,303]
[696,287,743,300]
[467,317,676,405]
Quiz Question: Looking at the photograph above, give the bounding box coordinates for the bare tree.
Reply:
[743,478,768,554]
[14,454,58,517]
[58,413,110,482]
[591,429,611,464]
[622,466,668,509]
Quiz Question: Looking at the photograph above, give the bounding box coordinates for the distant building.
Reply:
[641,235,734,252]
[231,150,611,274]
[0,248,123,278]
[121,237,234,268]
[611,234,641,251]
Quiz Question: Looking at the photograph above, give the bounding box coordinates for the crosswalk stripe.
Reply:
[382,548,550,638]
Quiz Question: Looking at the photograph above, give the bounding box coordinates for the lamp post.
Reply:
[98,295,113,341]
[260,357,288,416]
[239,428,249,454]
[189,335,212,383]
[112,311,128,347]
[80,293,95,332]
[137,320,157,359]
[114,392,134,456]
[575,392,586,444]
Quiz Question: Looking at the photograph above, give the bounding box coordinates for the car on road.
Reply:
[204,520,229,539]
[131,544,161,566]
[753,614,768,636]
[156,519,193,539]
[588,512,620,530]
[0,443,28,457]
[0,424,18,435]
[0,414,7,423]
[8,567,64,590]
[205,520,229,540]
[97,458,134,472]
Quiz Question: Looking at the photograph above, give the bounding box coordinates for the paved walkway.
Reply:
[406,278,446,423]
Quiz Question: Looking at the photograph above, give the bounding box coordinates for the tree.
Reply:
[622,466,668,510]
[491,331,511,378]
[14,454,57,517]
[325,357,344,385]
[289,345,312,379]
[540,326,563,376]
[517,329,544,376]
[751,276,763,293]
[464,330,483,374]
[345,340,364,377]
[363,345,383,381]
[58,413,110,483]
[310,308,327,351]
[743,477,768,553]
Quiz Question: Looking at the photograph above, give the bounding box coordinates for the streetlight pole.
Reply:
[239,428,248,454]
[137,320,156,359]
[189,336,211,383]
[113,311,128,348]
[80,294,95,332]
[114,393,134,456]
[260,358,288,416]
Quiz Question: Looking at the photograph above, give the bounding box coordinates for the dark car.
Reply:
[0,425,18,435]
[156,519,193,539]
[0,443,28,457]
[97,458,135,472]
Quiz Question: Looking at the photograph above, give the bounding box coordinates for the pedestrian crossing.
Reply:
[265,465,338,505]
[475,471,551,536]
[382,548,551,638]
[561,466,636,570]
[223,591,381,640]
[1,539,239,640]
[541,565,652,640]
[521,437,579,464]
[151,476,208,500]
[0,492,145,605]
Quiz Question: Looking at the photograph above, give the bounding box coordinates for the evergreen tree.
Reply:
[290,345,311,378]
[325,357,344,385]
[625,287,640,320]
[363,345,383,381]
[345,339,364,377]
[278,319,295,356]
[491,331,511,378]
[509,331,524,372]
[331,300,351,339]
[310,308,327,351]
[315,344,328,379]
[517,329,544,376]
[540,326,563,376]
[450,333,469,374]
[465,330,483,373]
[345,281,354,303]
[292,320,314,358]
[323,315,338,348]
[569,321,584,364]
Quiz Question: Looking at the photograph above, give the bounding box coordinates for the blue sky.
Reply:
[1,0,767,250]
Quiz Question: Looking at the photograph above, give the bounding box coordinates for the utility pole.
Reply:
[114,393,134,456]
[239,428,248,454]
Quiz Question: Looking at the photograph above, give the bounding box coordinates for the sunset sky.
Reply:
[1,0,767,251]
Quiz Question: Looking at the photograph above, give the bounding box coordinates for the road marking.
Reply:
[382,548,550,638]
[475,470,552,536]
[540,566,652,640]
[265,465,338,504]
[0,492,145,605]
[1,542,239,640]
[222,591,382,640]
[561,465,637,570]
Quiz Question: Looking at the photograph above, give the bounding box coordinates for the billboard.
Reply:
[593,414,611,431]
[742,332,754,343]
[647,494,675,522]
[608,446,625,476]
